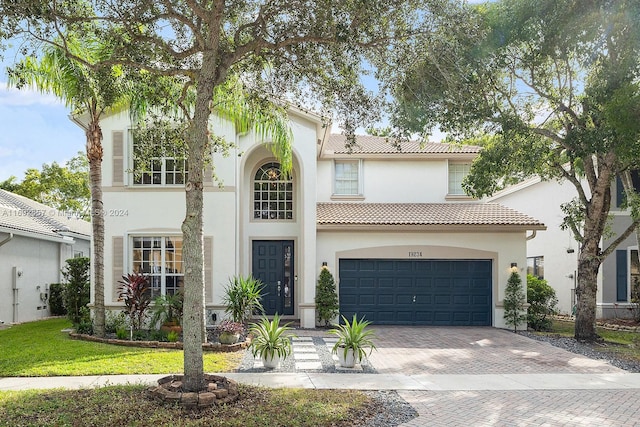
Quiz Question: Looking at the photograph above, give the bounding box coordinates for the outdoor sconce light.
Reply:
[510,262,518,272]
[322,261,327,267]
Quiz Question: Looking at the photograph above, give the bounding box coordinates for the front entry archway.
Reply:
[252,240,294,315]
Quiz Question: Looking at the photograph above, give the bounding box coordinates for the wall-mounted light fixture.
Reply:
[322,261,327,267]
[510,262,518,272]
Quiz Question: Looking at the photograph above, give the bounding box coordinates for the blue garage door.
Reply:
[339,259,492,326]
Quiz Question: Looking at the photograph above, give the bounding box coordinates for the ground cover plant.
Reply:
[0,385,374,427]
[535,319,640,365]
[0,318,241,376]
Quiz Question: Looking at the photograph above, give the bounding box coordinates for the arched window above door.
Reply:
[253,162,294,220]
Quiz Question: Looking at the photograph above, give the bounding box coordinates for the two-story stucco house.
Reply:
[90,108,545,330]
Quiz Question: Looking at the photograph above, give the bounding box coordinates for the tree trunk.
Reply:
[181,70,215,392]
[574,254,600,341]
[87,119,105,338]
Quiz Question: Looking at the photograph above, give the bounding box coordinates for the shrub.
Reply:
[504,271,526,332]
[105,311,128,334]
[48,283,66,316]
[150,292,183,328]
[117,273,151,331]
[527,274,558,331]
[315,267,339,326]
[116,327,129,340]
[61,257,90,326]
[167,330,180,342]
[222,275,265,323]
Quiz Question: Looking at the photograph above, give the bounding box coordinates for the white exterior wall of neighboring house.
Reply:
[0,191,91,324]
[317,230,527,329]
[490,178,583,315]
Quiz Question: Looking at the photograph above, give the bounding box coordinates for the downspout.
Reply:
[0,232,13,248]
[526,230,537,241]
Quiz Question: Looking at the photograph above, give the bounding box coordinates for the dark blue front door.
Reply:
[339,259,492,326]
[252,240,294,315]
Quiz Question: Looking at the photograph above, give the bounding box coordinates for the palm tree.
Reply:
[7,34,140,337]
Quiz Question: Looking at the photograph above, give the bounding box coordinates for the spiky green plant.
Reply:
[222,275,265,323]
[249,314,294,360]
[329,314,377,362]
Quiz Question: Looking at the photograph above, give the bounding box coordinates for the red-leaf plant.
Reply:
[117,273,151,332]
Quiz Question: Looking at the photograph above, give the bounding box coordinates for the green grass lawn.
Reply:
[537,319,640,363]
[0,385,373,427]
[0,318,242,376]
[0,318,376,427]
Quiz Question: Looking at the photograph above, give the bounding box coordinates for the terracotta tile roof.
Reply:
[317,202,545,228]
[0,190,91,239]
[325,134,481,155]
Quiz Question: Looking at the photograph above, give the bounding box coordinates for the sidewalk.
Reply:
[2,371,640,392]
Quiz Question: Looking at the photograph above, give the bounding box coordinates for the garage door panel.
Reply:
[379,278,395,288]
[339,258,492,326]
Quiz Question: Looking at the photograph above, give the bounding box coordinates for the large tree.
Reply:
[2,0,444,391]
[383,0,640,340]
[0,152,90,219]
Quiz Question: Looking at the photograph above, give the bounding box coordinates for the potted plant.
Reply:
[150,292,183,333]
[217,320,245,344]
[249,314,295,369]
[329,314,377,368]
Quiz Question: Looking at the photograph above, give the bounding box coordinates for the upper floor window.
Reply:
[448,163,471,195]
[131,134,188,186]
[131,236,183,298]
[334,160,362,196]
[253,162,293,220]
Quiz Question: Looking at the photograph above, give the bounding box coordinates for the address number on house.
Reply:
[408,251,423,258]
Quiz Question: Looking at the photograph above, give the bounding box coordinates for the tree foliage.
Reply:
[0,152,90,219]
[383,0,640,341]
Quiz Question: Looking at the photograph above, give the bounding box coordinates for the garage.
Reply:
[338,258,492,326]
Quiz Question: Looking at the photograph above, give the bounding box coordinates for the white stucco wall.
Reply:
[316,158,453,203]
[0,232,89,324]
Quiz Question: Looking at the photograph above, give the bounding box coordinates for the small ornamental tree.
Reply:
[117,273,151,334]
[503,271,526,333]
[315,267,339,327]
[527,274,558,331]
[61,257,90,326]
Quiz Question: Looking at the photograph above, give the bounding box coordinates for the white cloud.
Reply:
[0,81,64,107]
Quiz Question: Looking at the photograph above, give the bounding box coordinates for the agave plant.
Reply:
[248,314,294,362]
[329,314,377,363]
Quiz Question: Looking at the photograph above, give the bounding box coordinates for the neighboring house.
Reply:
[92,109,545,330]
[0,190,91,324]
[492,173,640,319]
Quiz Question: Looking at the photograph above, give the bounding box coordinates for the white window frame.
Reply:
[448,162,471,196]
[252,162,294,221]
[129,234,184,298]
[128,130,188,187]
[333,159,363,197]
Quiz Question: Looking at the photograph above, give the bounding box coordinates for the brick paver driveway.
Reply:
[367,326,621,375]
[366,326,640,426]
